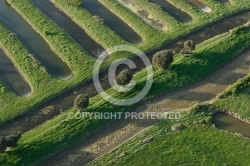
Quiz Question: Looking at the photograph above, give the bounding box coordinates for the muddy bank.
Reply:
[81,0,142,44]
[186,0,212,12]
[0,10,249,136]
[149,0,193,23]
[39,46,250,166]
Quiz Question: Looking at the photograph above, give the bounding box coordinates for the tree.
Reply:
[74,94,89,111]
[152,50,173,69]
[180,40,196,56]
[115,69,133,85]
[184,40,196,51]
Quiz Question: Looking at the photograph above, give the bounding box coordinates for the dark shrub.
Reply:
[115,69,133,85]
[0,132,22,151]
[74,94,89,111]
[180,48,191,56]
[184,40,196,51]
[0,136,5,152]
[67,0,82,7]
[152,50,173,69]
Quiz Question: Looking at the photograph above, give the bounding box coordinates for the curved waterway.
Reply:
[31,0,105,58]
[0,11,249,135]
[0,0,72,80]
[149,0,193,23]
[82,0,142,44]
[186,0,212,13]
[0,49,31,97]
[213,112,250,138]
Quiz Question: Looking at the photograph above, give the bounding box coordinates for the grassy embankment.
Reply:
[0,24,249,165]
[1,0,249,124]
[0,21,96,124]
[53,0,163,53]
[0,0,116,124]
[214,73,250,118]
[92,73,250,166]
[115,0,169,30]
[97,0,250,52]
[54,0,250,56]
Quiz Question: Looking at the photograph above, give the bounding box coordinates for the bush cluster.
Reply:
[74,94,89,111]
[152,50,173,69]
[180,40,196,56]
[115,69,133,85]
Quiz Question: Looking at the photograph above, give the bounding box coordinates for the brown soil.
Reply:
[38,48,250,166]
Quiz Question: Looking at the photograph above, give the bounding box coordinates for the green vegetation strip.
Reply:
[92,106,250,165]
[0,25,249,165]
[0,0,109,124]
[214,73,250,119]
[132,0,181,28]
[54,0,250,54]
[2,0,249,124]
[92,74,250,166]
[53,0,162,50]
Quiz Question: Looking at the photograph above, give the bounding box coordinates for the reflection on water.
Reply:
[186,0,212,13]
[149,0,193,23]
[0,0,72,80]
[31,0,105,58]
[82,0,142,44]
[0,49,31,96]
[213,112,250,138]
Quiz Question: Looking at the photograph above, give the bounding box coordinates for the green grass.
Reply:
[214,73,250,119]
[91,74,250,166]
[130,0,182,28]
[0,25,249,165]
[0,0,112,124]
[53,0,250,54]
[91,107,250,166]
[53,0,163,51]
[0,0,249,164]
[1,0,249,124]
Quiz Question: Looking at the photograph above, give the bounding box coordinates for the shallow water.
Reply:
[82,0,142,44]
[0,10,249,136]
[118,0,165,29]
[213,112,250,138]
[0,0,72,80]
[149,0,193,23]
[31,0,105,58]
[0,49,31,97]
[186,0,212,12]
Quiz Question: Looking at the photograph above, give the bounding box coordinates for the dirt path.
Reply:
[1,11,249,136]
[38,47,250,166]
